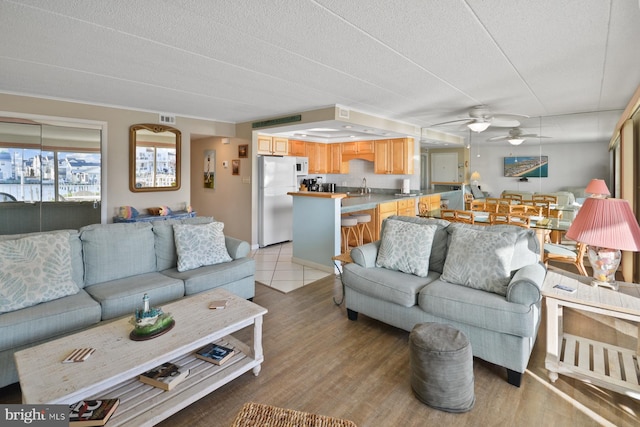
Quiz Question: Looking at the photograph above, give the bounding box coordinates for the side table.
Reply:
[332,252,353,305]
[542,268,640,396]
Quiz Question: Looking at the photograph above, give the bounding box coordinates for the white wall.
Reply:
[465,140,609,197]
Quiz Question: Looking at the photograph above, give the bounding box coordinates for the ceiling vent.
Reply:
[159,114,176,125]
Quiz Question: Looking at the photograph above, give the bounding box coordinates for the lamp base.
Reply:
[587,246,621,292]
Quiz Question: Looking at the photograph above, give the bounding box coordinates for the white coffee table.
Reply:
[15,288,267,427]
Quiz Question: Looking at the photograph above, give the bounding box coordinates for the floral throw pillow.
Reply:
[173,222,232,272]
[441,227,517,296]
[376,220,437,277]
[0,232,79,314]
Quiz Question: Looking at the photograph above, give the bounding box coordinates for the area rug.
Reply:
[230,402,357,427]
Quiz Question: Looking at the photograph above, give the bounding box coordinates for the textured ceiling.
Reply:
[1,0,639,146]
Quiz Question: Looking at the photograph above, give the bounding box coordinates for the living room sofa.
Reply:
[342,216,546,387]
[0,217,255,388]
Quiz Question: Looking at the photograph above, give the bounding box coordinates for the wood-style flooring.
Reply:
[1,274,639,426]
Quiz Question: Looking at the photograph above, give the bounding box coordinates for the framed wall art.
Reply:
[504,156,548,178]
[204,150,215,188]
[232,159,240,176]
[238,144,248,158]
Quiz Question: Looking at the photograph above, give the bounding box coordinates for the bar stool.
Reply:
[350,213,373,246]
[341,216,358,254]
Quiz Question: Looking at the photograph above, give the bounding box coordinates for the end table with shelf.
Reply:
[542,268,640,397]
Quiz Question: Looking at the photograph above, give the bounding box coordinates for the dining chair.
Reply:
[440,209,456,221]
[502,193,523,201]
[464,193,474,210]
[489,213,510,225]
[543,241,588,276]
[508,214,531,228]
[454,210,475,224]
[470,200,486,211]
[532,194,558,204]
[511,204,543,216]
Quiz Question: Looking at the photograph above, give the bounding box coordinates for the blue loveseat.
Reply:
[342,216,546,386]
[0,217,255,388]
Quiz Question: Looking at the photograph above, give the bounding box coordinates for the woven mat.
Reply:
[230,402,357,427]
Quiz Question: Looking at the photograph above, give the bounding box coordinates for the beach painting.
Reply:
[504,156,548,178]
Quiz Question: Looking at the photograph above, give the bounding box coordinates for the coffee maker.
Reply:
[302,178,319,191]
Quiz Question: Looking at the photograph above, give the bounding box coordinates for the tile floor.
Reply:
[251,242,333,293]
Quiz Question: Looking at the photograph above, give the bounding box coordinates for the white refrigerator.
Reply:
[258,156,297,247]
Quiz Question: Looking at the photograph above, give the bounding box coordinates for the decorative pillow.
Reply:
[159,206,172,216]
[0,232,79,314]
[376,220,436,277]
[441,227,517,296]
[173,222,232,272]
[118,206,139,219]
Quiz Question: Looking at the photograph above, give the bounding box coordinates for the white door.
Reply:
[431,152,458,182]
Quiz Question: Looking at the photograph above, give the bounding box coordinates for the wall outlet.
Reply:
[222,161,228,168]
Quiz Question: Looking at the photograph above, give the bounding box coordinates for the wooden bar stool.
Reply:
[350,213,374,246]
[341,216,358,254]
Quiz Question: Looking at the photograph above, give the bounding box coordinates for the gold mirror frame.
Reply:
[129,124,181,192]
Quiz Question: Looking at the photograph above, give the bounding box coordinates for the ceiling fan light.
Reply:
[508,138,525,145]
[467,121,490,132]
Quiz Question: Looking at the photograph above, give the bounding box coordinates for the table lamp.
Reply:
[585,179,610,198]
[470,171,481,185]
[565,197,640,290]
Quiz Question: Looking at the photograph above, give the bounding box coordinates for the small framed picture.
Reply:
[238,144,248,158]
[232,159,240,175]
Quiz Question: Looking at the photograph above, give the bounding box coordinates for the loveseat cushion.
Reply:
[343,263,439,307]
[161,257,255,296]
[152,217,215,271]
[80,223,157,286]
[84,272,184,320]
[385,216,450,273]
[376,219,436,277]
[0,289,101,352]
[441,227,517,296]
[418,280,539,337]
[0,231,80,314]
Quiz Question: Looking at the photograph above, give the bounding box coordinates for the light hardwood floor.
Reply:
[1,274,638,426]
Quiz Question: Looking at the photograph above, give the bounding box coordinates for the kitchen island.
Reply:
[288,189,462,273]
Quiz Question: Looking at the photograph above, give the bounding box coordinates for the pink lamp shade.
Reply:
[584,179,610,197]
[566,197,640,251]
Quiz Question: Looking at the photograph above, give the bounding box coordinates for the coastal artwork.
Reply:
[504,156,548,178]
[204,150,215,189]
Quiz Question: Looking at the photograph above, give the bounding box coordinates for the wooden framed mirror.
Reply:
[129,124,181,192]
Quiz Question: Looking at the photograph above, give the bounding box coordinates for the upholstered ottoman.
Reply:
[409,322,475,412]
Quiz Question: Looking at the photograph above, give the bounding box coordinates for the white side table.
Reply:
[542,268,640,397]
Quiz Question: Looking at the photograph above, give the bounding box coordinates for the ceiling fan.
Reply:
[431,105,528,133]
[487,127,551,145]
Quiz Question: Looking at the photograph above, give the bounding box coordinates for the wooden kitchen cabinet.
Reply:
[418,194,441,216]
[288,139,307,157]
[374,138,414,174]
[306,142,328,174]
[328,143,348,174]
[376,201,398,238]
[257,135,289,155]
[397,198,416,217]
[342,141,374,155]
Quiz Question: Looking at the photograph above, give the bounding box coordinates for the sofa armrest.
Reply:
[349,241,381,268]
[506,262,547,306]
[225,236,250,259]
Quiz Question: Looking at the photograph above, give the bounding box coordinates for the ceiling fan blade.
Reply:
[520,134,552,138]
[430,118,473,127]
[487,135,509,141]
[492,113,530,120]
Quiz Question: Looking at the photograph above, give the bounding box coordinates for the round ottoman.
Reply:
[409,323,475,412]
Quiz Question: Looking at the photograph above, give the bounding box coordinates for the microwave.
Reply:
[295,157,309,176]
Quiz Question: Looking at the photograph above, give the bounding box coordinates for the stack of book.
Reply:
[139,362,190,391]
[195,343,235,365]
[69,398,119,426]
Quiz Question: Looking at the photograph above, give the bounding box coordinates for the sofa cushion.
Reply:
[173,222,232,272]
[376,220,436,277]
[418,279,539,337]
[84,272,184,320]
[80,223,157,286]
[0,230,84,289]
[386,216,450,273]
[153,216,215,271]
[162,257,256,296]
[0,232,79,314]
[0,289,101,352]
[441,227,516,296]
[343,263,439,307]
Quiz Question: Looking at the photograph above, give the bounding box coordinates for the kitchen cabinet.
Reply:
[374,138,414,175]
[257,135,288,155]
[397,198,416,217]
[418,194,441,216]
[376,201,397,238]
[342,141,374,155]
[328,143,348,174]
[306,142,328,174]
[288,139,306,157]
